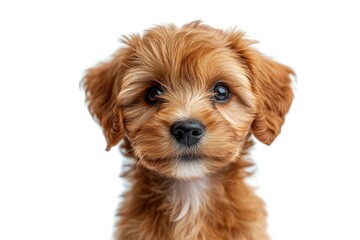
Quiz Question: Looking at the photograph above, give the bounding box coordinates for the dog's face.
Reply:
[83,21,293,179]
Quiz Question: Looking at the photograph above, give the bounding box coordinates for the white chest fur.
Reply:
[171,177,209,221]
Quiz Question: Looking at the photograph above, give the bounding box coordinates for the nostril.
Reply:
[191,129,203,138]
[173,128,185,138]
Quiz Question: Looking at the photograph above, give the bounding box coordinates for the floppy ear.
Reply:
[248,53,294,145]
[82,49,130,151]
[227,31,294,145]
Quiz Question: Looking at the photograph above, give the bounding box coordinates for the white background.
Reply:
[1,0,360,239]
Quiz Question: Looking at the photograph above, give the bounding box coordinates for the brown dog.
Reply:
[82,21,293,240]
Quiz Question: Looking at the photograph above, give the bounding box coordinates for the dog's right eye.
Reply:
[146,86,164,105]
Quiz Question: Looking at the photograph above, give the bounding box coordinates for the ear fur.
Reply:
[227,31,294,145]
[82,49,130,150]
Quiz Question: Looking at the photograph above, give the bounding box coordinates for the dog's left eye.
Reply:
[146,86,164,105]
[212,83,231,102]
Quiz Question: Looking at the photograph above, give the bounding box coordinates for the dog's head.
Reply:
[83,21,294,179]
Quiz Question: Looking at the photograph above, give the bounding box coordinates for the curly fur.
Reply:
[82,21,294,240]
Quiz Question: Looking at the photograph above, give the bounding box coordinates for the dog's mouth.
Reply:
[178,154,203,162]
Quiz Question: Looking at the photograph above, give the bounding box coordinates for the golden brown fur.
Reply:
[82,21,294,240]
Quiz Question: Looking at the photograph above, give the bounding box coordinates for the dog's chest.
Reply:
[171,177,209,221]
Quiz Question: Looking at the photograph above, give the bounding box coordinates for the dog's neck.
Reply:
[120,137,255,221]
[122,156,253,222]
[117,139,267,239]
[170,175,209,221]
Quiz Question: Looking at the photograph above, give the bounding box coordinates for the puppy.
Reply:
[82,21,294,240]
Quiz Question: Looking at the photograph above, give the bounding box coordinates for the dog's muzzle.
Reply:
[170,120,205,147]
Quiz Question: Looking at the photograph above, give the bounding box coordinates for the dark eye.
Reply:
[146,85,163,105]
[212,83,231,102]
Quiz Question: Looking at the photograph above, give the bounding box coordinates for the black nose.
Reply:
[171,120,205,147]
